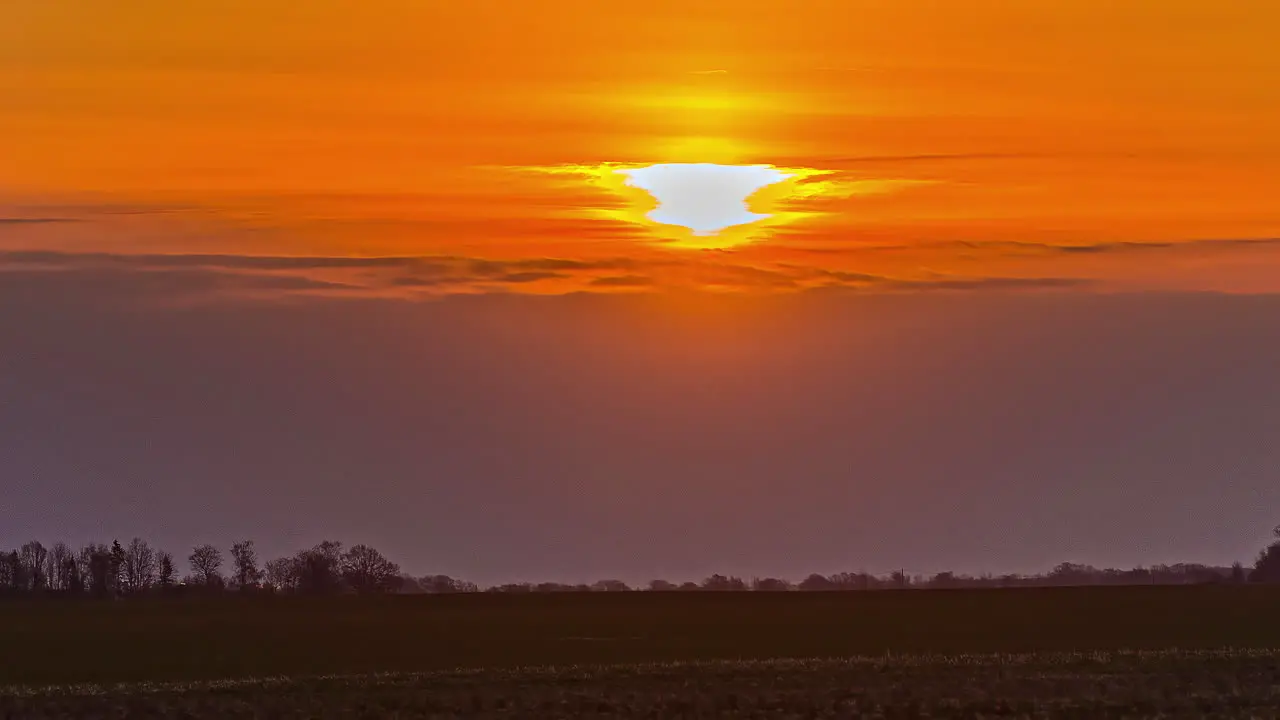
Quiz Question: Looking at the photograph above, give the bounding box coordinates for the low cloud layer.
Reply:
[0,249,1093,303]
[5,233,1280,304]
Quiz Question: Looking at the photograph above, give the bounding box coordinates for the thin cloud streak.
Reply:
[3,236,1280,302]
[0,249,1090,302]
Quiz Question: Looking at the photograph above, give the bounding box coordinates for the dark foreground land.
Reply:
[7,652,1280,719]
[4,586,1280,717]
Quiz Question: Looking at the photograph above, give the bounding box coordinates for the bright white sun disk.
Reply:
[618,163,790,236]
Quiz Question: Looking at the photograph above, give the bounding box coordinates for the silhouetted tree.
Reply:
[489,583,533,593]
[417,575,479,593]
[264,556,299,592]
[122,538,157,594]
[1250,526,1280,583]
[1,551,21,592]
[341,544,402,594]
[798,573,834,591]
[230,540,261,590]
[930,571,957,588]
[591,579,631,592]
[828,572,874,590]
[701,574,747,591]
[50,542,72,591]
[20,541,48,591]
[157,552,176,588]
[395,575,424,593]
[752,577,792,591]
[297,541,345,594]
[417,574,459,593]
[65,557,84,594]
[647,579,677,591]
[188,544,224,587]
[87,547,112,598]
[109,540,126,594]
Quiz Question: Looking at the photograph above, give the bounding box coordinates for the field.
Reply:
[4,586,1280,717]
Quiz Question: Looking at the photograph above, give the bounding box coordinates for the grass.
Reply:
[6,651,1280,718]
[3,585,1280,687]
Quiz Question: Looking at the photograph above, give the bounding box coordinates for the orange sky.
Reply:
[3,0,1280,297]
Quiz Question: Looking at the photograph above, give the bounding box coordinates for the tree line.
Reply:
[4,528,1279,599]
[0,539,403,597]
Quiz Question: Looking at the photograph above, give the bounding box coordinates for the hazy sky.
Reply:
[2,1,1279,582]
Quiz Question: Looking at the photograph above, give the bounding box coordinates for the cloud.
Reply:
[494,271,567,284]
[1046,242,1177,254]
[824,153,1038,164]
[590,275,654,288]
[0,266,362,310]
[0,251,658,302]
[0,250,423,270]
[0,218,81,225]
[389,276,444,288]
[995,238,1280,257]
[886,277,1093,291]
[766,153,1043,170]
[466,257,640,277]
[784,237,1280,257]
[0,247,1145,303]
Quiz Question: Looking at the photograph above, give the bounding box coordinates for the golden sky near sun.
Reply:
[3,0,1280,295]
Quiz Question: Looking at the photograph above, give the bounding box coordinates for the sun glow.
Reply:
[618,163,791,236]
[516,159,841,250]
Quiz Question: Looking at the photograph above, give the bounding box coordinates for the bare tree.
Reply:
[86,546,113,598]
[43,547,59,591]
[751,577,792,591]
[188,544,224,587]
[340,544,402,594]
[230,540,261,590]
[591,579,631,592]
[297,541,345,594]
[264,556,300,592]
[798,574,834,591]
[64,557,83,593]
[416,575,479,594]
[18,541,48,591]
[75,545,94,590]
[157,552,176,588]
[700,574,747,591]
[109,540,126,593]
[1231,561,1247,584]
[49,542,72,591]
[420,574,457,594]
[121,538,158,593]
[1,551,21,592]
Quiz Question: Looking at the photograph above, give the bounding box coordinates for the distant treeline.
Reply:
[4,530,1280,598]
[0,539,401,598]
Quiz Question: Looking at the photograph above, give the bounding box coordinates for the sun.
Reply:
[604,161,836,249]
[616,163,792,237]
[513,158,844,250]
